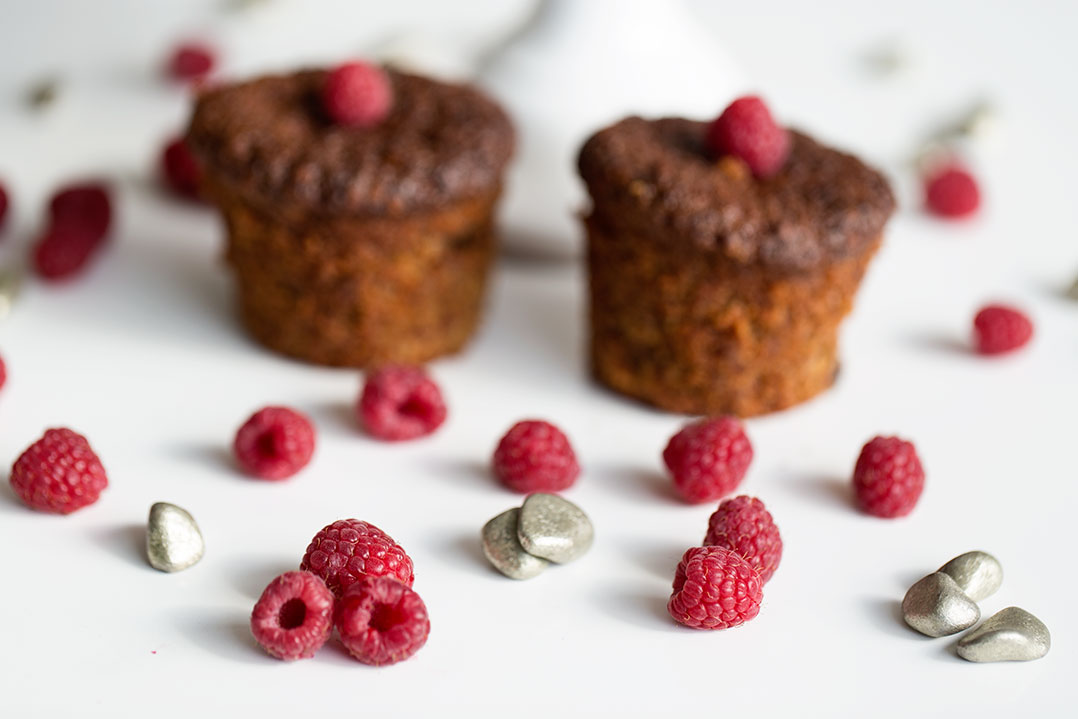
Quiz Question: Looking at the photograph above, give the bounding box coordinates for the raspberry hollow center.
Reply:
[278,598,307,629]
[257,431,281,458]
[370,602,406,633]
[399,396,429,420]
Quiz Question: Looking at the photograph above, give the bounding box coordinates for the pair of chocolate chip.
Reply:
[901,551,1049,662]
[481,493,593,580]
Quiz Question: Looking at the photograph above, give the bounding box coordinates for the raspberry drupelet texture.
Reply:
[493,420,580,493]
[668,545,763,630]
[706,95,790,178]
[322,61,393,128]
[924,165,980,218]
[49,183,112,242]
[663,416,753,504]
[168,42,215,81]
[161,137,202,200]
[250,571,334,661]
[973,304,1033,355]
[358,366,447,441]
[704,495,783,584]
[852,436,925,518]
[10,428,108,514]
[233,406,316,480]
[335,576,430,666]
[300,519,415,597]
[33,225,99,281]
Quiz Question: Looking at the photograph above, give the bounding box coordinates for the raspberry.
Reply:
[703,495,782,584]
[0,354,6,391]
[161,137,201,200]
[250,571,334,661]
[973,304,1033,355]
[49,183,111,242]
[706,96,790,178]
[924,165,980,218]
[662,416,753,504]
[0,181,8,231]
[358,366,447,441]
[668,546,763,630]
[167,42,215,81]
[300,519,415,597]
[335,576,430,666]
[10,428,108,514]
[492,420,580,493]
[32,225,99,281]
[852,436,925,518]
[233,406,316,480]
[322,61,393,128]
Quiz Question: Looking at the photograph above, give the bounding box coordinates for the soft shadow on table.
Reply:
[303,399,359,439]
[785,473,854,511]
[903,330,970,356]
[859,596,932,640]
[591,585,673,633]
[227,558,301,601]
[420,457,497,492]
[423,527,503,580]
[92,523,152,570]
[588,462,681,504]
[176,609,269,665]
[618,536,686,581]
[165,442,235,475]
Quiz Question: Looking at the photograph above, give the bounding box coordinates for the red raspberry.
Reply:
[335,576,430,666]
[0,181,8,230]
[973,304,1033,355]
[924,165,980,218]
[32,225,99,281]
[492,420,580,493]
[322,61,393,128]
[233,406,316,480]
[706,95,790,178]
[358,366,447,441]
[250,571,334,661]
[9,428,108,514]
[300,519,415,597]
[161,137,201,200]
[703,495,782,584]
[663,416,753,504]
[0,354,6,390]
[852,436,925,518]
[668,545,763,630]
[167,42,215,81]
[49,183,112,242]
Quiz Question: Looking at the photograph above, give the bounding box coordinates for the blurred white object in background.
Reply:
[478,0,746,258]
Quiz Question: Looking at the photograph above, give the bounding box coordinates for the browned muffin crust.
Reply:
[188,69,514,217]
[186,68,513,367]
[578,118,894,271]
[579,117,894,417]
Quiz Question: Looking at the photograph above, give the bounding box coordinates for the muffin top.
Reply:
[187,69,514,217]
[577,117,895,271]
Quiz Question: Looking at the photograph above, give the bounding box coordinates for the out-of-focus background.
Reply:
[0,1,1075,717]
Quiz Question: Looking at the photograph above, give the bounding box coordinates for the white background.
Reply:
[0,1,1074,716]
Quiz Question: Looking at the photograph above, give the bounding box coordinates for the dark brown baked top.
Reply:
[188,69,514,216]
[578,117,895,271]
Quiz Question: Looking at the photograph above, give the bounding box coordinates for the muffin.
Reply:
[187,68,514,367]
[578,116,895,417]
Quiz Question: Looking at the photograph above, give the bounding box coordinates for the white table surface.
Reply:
[0,1,1074,716]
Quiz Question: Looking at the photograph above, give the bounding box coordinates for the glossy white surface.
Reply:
[0,1,1074,717]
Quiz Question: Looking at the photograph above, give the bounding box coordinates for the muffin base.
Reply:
[586,215,881,417]
[209,179,499,367]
